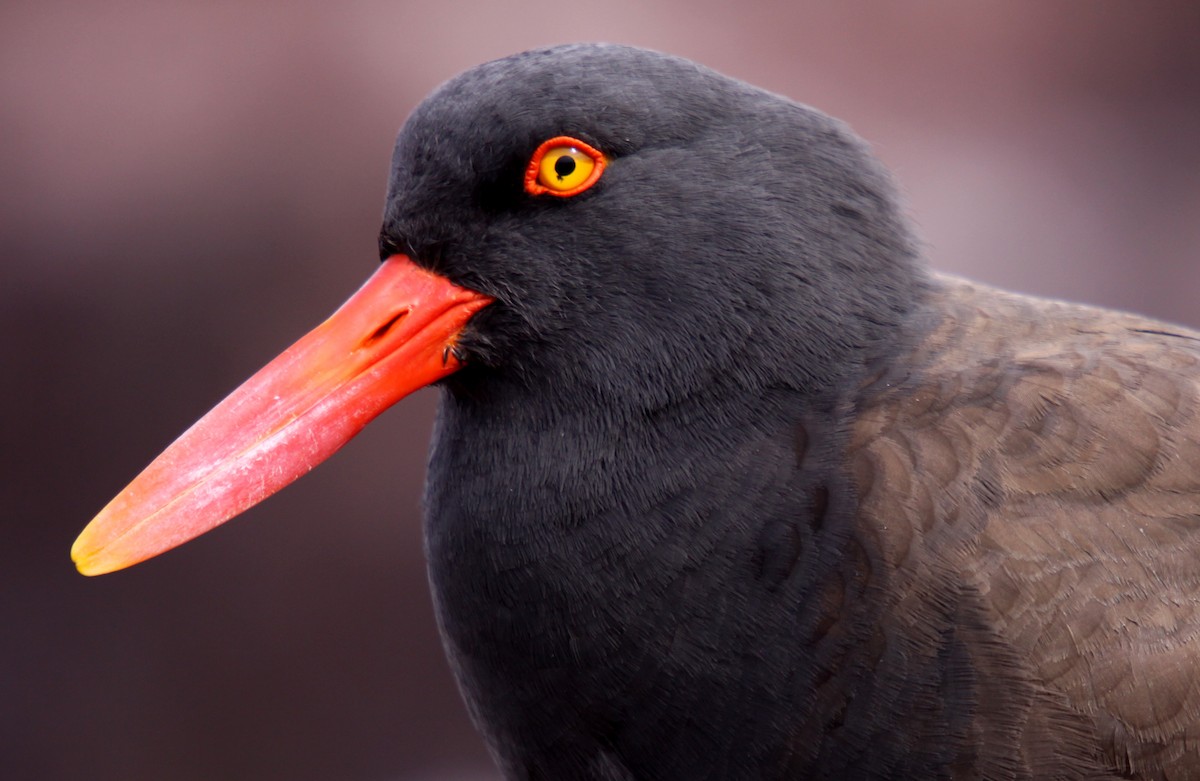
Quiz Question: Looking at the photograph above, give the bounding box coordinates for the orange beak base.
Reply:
[71,255,492,576]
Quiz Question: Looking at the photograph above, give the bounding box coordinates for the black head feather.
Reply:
[381,43,926,409]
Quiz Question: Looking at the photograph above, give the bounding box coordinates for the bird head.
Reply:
[71,44,923,576]
[385,44,921,405]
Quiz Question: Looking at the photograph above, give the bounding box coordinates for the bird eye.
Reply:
[524,136,606,197]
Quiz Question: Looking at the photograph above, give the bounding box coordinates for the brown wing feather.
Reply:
[850,275,1200,779]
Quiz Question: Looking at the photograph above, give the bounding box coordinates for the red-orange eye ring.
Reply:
[524,136,607,197]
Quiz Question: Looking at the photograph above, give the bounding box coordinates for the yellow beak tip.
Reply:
[71,536,112,577]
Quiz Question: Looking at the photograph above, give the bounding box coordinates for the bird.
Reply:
[72,43,1200,779]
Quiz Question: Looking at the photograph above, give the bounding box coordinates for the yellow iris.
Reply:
[524,136,606,197]
[537,146,596,192]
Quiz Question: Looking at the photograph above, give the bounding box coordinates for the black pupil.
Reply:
[553,154,577,180]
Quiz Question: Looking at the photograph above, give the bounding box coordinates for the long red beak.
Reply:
[72,255,492,576]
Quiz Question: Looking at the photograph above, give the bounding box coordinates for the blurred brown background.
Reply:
[3,2,1198,779]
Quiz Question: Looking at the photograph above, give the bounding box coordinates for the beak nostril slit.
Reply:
[364,311,409,346]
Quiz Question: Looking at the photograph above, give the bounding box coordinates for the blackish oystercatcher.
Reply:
[73,44,1200,779]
